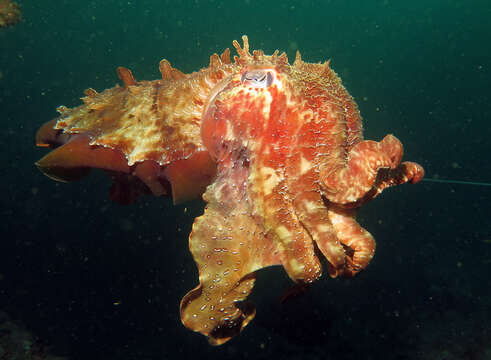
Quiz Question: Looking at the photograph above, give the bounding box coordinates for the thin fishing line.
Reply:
[422,178,491,187]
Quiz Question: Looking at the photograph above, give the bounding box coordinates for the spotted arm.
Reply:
[321,134,424,207]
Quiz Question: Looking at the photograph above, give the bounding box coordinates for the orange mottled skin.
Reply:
[0,0,20,28]
[35,36,424,345]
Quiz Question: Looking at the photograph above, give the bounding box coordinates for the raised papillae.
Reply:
[35,36,424,345]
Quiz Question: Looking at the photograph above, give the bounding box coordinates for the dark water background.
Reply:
[1,0,490,359]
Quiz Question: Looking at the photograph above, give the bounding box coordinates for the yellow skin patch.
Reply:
[275,225,293,243]
[256,166,283,196]
[299,154,313,175]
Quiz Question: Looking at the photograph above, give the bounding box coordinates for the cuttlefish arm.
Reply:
[180,153,281,345]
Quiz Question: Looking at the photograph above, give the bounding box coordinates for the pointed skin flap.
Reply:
[35,135,131,182]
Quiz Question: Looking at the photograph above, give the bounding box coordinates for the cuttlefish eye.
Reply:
[240,69,273,88]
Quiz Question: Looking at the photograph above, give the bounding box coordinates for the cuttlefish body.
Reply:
[36,36,423,345]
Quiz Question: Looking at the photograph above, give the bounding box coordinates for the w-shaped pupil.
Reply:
[241,70,273,88]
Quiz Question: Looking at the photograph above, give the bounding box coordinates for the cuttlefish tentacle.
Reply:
[180,155,281,345]
[327,208,376,277]
[321,134,424,206]
[244,86,323,283]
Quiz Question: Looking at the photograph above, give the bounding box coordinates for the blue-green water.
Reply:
[1,1,490,359]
